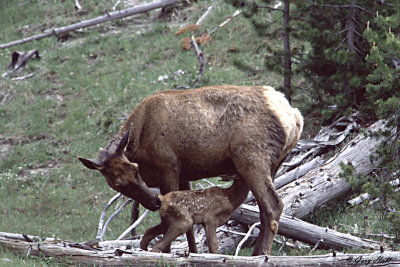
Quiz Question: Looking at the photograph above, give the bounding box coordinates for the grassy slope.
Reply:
[0,0,394,265]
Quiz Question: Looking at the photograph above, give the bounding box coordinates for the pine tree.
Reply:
[347,2,400,240]
[295,0,389,121]
[364,4,400,130]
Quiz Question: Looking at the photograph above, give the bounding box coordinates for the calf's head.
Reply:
[78,130,161,211]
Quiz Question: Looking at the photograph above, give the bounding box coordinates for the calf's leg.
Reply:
[204,221,219,254]
[140,223,166,251]
[151,218,192,253]
[180,180,198,253]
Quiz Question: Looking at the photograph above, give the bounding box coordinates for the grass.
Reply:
[0,0,396,265]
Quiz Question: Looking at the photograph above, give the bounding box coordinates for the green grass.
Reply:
[0,0,395,265]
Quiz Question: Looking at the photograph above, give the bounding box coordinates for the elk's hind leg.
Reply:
[231,149,283,255]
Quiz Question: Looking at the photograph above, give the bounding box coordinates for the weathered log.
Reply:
[232,204,381,251]
[275,157,324,189]
[1,233,399,266]
[0,0,182,49]
[279,115,360,175]
[278,120,391,218]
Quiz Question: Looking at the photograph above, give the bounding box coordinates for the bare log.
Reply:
[279,120,392,218]
[275,157,324,189]
[1,233,399,266]
[232,204,382,251]
[0,0,182,49]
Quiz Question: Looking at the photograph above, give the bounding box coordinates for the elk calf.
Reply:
[140,178,249,253]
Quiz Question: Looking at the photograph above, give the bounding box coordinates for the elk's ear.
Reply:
[78,157,103,171]
[116,128,131,154]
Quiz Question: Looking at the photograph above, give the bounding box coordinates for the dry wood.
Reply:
[275,157,324,189]
[0,0,182,49]
[232,204,382,251]
[278,120,391,218]
[190,35,205,88]
[348,179,400,206]
[1,233,399,266]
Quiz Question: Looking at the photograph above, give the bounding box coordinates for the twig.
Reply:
[10,72,35,81]
[75,0,82,10]
[195,4,214,25]
[347,179,400,206]
[234,222,260,256]
[209,10,242,35]
[190,35,205,88]
[117,209,150,240]
[367,233,395,240]
[218,228,258,238]
[97,193,122,239]
[112,0,122,11]
[309,239,324,254]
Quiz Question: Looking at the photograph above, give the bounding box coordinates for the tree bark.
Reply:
[282,0,292,102]
[0,0,182,49]
[278,120,390,218]
[1,233,399,266]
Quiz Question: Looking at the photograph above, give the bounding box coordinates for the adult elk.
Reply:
[79,85,303,255]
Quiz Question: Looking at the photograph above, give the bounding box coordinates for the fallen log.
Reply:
[232,204,381,251]
[0,0,182,49]
[275,157,324,190]
[1,233,399,266]
[278,120,392,218]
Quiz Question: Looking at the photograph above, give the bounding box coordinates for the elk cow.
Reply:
[140,178,249,253]
[78,85,303,255]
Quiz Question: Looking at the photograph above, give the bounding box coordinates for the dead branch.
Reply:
[97,193,122,240]
[209,10,242,35]
[1,232,399,266]
[348,179,400,206]
[275,157,324,189]
[117,209,150,240]
[235,222,260,256]
[190,35,206,88]
[195,3,214,25]
[0,0,182,50]
[2,50,40,78]
[278,120,393,219]
[98,198,132,241]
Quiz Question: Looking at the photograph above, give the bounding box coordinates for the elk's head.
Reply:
[78,130,161,211]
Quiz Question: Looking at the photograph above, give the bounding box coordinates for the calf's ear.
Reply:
[78,157,103,171]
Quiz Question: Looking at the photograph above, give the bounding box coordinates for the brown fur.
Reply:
[79,85,303,255]
[181,33,211,50]
[140,178,249,253]
[175,24,199,35]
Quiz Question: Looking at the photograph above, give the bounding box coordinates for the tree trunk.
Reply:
[232,204,381,251]
[278,120,390,218]
[282,0,292,102]
[1,233,399,266]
